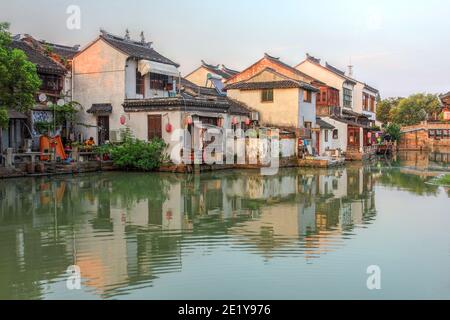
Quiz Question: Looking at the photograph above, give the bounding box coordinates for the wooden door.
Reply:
[147,115,162,141]
[347,127,360,149]
[97,116,110,145]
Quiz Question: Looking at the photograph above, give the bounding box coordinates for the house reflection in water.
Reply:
[0,166,379,298]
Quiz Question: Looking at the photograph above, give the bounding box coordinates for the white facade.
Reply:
[73,38,129,142]
[320,117,348,152]
[354,82,378,122]
[296,59,355,111]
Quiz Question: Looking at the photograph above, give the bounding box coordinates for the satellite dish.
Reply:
[57,99,65,106]
[38,93,47,102]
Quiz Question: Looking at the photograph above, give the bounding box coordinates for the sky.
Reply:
[1,0,449,98]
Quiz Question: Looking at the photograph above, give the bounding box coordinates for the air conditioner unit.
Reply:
[109,129,123,143]
[251,111,259,121]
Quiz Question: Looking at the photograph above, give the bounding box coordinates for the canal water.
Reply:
[0,152,449,300]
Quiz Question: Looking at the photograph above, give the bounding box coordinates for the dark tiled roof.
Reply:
[221,65,239,76]
[180,78,226,98]
[316,118,335,130]
[440,92,450,99]
[7,110,28,119]
[11,40,66,74]
[123,97,230,113]
[123,96,251,116]
[306,53,321,64]
[100,30,179,67]
[201,60,235,79]
[40,41,79,59]
[364,84,379,94]
[224,80,319,92]
[263,53,317,82]
[87,103,112,113]
[343,108,369,118]
[325,62,346,76]
[330,116,371,129]
[226,98,252,115]
[324,62,357,85]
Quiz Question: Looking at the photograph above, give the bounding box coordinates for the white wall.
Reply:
[126,110,181,156]
[73,38,128,142]
[125,59,174,100]
[319,128,335,155]
[296,61,346,107]
[321,117,348,151]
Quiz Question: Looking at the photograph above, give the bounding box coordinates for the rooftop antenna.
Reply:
[124,29,130,40]
[140,31,145,44]
[348,57,354,77]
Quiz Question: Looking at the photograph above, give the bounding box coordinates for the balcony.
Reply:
[316,105,341,117]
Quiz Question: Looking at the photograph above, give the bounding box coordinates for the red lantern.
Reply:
[120,115,126,125]
[166,123,173,133]
[232,117,238,125]
[186,116,193,125]
[368,132,372,139]
[245,118,251,125]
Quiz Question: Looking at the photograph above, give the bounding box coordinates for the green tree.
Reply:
[390,93,441,126]
[384,123,401,141]
[376,97,402,124]
[0,22,41,120]
[0,108,7,127]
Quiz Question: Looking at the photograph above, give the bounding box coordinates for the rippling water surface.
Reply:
[0,152,449,300]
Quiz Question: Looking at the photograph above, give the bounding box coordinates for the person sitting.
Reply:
[84,137,96,150]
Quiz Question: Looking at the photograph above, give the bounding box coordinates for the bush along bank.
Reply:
[95,131,169,171]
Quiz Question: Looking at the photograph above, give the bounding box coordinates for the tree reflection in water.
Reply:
[0,155,448,299]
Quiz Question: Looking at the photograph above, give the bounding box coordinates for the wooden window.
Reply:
[147,115,162,140]
[333,129,338,139]
[343,88,352,108]
[40,74,63,93]
[136,69,145,95]
[303,90,312,103]
[261,89,274,102]
[150,73,171,91]
[324,129,329,142]
[322,91,327,102]
[370,96,375,112]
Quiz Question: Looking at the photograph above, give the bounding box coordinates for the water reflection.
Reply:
[0,159,447,299]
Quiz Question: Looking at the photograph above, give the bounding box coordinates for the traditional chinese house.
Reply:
[0,35,77,153]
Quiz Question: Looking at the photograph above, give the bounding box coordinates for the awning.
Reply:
[138,59,179,77]
[87,103,112,114]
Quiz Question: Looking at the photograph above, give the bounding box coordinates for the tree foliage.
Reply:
[384,123,401,141]
[97,131,169,171]
[377,93,441,126]
[0,22,41,126]
[376,97,401,125]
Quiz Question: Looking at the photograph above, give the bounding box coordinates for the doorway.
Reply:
[347,126,360,150]
[97,116,110,145]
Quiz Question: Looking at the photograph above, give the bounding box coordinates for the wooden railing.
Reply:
[316,105,341,117]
